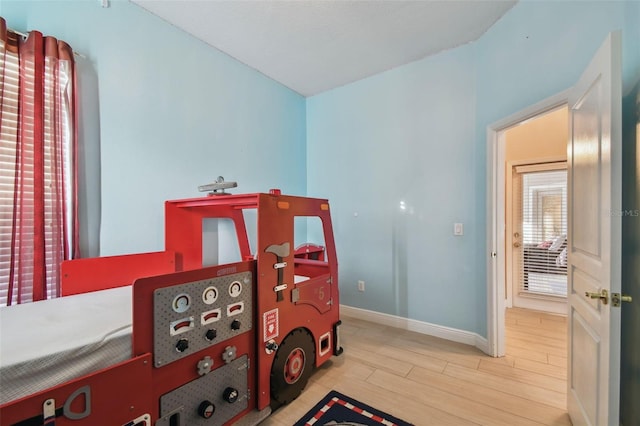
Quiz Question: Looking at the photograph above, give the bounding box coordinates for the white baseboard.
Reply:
[340,304,491,356]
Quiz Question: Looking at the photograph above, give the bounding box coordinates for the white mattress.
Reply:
[0,286,132,404]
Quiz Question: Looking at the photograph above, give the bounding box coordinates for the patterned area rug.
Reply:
[294,390,414,426]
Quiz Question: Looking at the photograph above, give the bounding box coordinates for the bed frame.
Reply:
[0,190,342,426]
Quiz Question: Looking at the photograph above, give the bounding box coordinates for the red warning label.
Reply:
[263,308,279,342]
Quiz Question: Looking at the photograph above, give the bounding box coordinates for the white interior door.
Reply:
[567,32,622,425]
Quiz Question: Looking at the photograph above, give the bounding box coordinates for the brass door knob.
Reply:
[513,242,522,248]
[611,293,633,307]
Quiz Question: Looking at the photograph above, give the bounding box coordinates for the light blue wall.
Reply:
[307,45,479,331]
[307,0,640,336]
[2,0,307,257]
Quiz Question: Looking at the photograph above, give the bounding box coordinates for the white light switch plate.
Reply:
[454,223,464,236]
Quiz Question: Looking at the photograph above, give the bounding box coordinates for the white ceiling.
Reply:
[132,0,516,97]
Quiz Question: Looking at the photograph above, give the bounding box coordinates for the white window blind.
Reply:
[515,163,568,297]
[0,40,21,305]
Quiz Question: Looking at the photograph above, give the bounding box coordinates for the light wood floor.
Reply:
[262,307,569,426]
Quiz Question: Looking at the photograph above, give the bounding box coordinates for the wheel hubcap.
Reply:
[284,347,305,384]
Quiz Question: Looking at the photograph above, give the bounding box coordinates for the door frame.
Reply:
[486,89,570,357]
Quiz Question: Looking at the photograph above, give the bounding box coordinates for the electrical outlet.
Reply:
[358,280,365,292]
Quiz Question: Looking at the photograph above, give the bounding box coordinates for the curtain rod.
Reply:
[9,28,86,59]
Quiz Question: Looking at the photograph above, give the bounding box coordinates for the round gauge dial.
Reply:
[172,293,191,313]
[202,286,218,305]
[229,281,242,298]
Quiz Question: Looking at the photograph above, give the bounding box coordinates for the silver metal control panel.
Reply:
[152,271,252,367]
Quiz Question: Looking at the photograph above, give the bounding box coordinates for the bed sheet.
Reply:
[0,286,132,405]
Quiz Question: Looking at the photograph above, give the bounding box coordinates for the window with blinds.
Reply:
[0,35,74,305]
[514,163,568,297]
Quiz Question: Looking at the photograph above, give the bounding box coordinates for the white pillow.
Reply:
[549,234,566,251]
[556,247,568,266]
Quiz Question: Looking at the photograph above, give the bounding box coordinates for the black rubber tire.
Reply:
[270,328,315,407]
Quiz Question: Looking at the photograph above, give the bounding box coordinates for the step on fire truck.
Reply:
[0,180,342,426]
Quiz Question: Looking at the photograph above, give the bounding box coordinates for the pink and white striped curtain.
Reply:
[0,17,79,305]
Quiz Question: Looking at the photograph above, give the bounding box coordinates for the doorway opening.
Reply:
[485,89,570,359]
